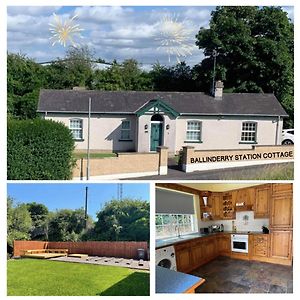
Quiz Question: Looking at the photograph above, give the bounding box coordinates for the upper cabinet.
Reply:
[211,193,222,220]
[235,187,255,211]
[270,192,293,229]
[254,185,270,218]
[272,183,293,195]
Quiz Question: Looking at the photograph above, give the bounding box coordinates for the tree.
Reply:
[44,46,95,89]
[7,53,45,119]
[92,59,152,91]
[93,198,150,241]
[26,202,49,240]
[150,62,196,91]
[195,6,294,126]
[48,208,89,242]
[7,197,32,248]
[7,119,75,180]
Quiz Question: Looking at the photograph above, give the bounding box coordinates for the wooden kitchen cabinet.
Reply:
[211,193,222,220]
[272,183,293,195]
[202,237,217,260]
[254,185,270,218]
[191,239,204,268]
[175,242,192,273]
[252,234,269,257]
[236,187,255,208]
[217,234,231,256]
[270,230,292,261]
[270,193,293,229]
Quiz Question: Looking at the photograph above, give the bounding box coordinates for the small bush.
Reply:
[8,119,75,180]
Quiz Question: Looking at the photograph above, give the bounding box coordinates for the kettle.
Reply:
[262,226,269,234]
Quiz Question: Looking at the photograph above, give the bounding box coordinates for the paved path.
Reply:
[50,256,150,271]
[127,162,293,180]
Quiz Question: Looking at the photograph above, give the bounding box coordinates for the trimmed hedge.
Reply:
[8,119,75,180]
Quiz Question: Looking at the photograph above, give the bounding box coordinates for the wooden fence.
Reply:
[13,240,148,259]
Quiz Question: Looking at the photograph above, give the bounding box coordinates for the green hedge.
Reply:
[8,119,75,180]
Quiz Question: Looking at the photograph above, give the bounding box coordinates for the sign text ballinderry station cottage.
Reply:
[190,150,294,164]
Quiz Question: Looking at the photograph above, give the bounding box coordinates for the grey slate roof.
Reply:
[38,89,288,117]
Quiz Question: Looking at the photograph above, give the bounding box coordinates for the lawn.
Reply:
[7,259,150,296]
[74,152,117,159]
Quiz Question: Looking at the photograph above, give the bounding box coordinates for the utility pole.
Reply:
[86,97,91,180]
[85,186,88,229]
[212,50,217,95]
[117,183,123,201]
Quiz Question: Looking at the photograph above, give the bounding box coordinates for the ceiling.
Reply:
[180,183,263,192]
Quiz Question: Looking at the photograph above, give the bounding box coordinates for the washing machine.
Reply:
[155,245,177,271]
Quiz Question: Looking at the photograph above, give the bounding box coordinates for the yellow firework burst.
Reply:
[49,13,83,47]
[156,15,194,63]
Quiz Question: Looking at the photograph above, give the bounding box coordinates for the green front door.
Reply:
[150,123,163,151]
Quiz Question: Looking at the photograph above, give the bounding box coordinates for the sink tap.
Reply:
[175,225,181,238]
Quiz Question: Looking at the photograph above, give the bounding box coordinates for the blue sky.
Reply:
[7,6,294,68]
[7,183,150,220]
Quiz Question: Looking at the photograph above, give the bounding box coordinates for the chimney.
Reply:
[214,80,224,99]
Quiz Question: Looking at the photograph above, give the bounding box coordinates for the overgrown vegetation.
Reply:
[7,259,149,296]
[7,7,294,127]
[7,197,150,251]
[7,118,75,180]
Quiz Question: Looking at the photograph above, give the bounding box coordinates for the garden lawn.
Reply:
[7,259,149,296]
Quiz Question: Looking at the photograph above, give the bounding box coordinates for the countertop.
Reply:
[156,231,268,249]
[156,266,205,293]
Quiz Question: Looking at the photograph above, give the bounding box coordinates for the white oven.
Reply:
[231,234,248,253]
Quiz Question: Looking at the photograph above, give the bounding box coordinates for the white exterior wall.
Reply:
[45,113,137,152]
[43,113,283,153]
[175,116,283,153]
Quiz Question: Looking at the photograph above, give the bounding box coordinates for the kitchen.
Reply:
[155,183,293,293]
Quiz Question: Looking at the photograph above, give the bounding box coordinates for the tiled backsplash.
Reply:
[198,211,269,232]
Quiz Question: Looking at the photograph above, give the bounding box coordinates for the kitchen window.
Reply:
[120,120,131,140]
[240,121,257,143]
[69,119,83,140]
[155,214,197,238]
[186,121,202,142]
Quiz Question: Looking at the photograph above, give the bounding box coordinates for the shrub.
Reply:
[8,119,75,180]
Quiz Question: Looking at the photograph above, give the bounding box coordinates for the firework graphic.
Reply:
[49,13,83,47]
[156,15,194,63]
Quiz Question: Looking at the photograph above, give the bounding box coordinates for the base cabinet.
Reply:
[175,243,192,273]
[252,234,269,257]
[270,230,292,261]
[217,235,231,256]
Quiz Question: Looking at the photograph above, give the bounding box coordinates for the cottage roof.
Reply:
[38,89,288,117]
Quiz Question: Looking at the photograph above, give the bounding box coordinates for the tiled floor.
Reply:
[192,256,293,293]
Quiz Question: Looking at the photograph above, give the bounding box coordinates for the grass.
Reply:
[7,258,149,296]
[74,152,117,159]
[221,163,294,180]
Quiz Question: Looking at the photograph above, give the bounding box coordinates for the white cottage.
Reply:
[37,81,288,154]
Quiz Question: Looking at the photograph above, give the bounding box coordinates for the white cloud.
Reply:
[8,6,61,16]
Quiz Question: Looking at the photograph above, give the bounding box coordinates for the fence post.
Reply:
[157,146,168,175]
[182,146,195,173]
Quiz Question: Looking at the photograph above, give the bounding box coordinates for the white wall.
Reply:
[175,115,282,153]
[45,113,137,152]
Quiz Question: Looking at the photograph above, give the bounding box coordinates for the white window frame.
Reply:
[69,118,83,140]
[155,213,198,239]
[240,121,257,143]
[120,120,131,140]
[186,120,202,142]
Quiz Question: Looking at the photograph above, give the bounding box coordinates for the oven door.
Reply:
[231,240,248,253]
